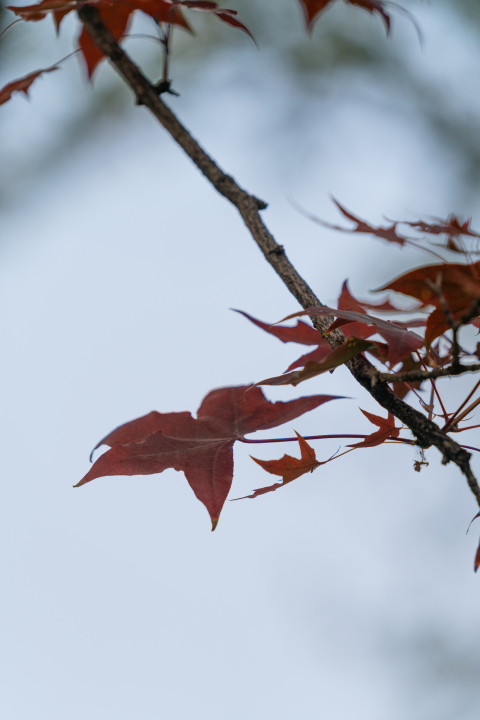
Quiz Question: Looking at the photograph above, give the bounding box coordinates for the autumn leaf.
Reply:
[6,0,88,21]
[77,385,343,529]
[251,336,374,388]
[376,261,480,346]
[403,215,480,240]
[298,0,392,34]
[180,1,255,41]
[297,197,406,246]
[298,0,333,30]
[8,0,193,75]
[347,408,400,447]
[279,306,424,365]
[0,66,58,106]
[233,309,322,346]
[236,431,323,499]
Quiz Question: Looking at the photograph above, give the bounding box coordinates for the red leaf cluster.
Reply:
[377,260,480,346]
[77,386,342,528]
[7,0,252,78]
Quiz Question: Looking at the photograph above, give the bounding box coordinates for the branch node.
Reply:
[268,245,285,256]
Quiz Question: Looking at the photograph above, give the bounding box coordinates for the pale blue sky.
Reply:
[1,2,480,718]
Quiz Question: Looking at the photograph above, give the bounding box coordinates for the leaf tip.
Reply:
[211,517,219,531]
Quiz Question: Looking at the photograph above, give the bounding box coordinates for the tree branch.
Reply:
[77,4,480,507]
[371,362,480,383]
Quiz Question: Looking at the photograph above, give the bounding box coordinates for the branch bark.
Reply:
[77,5,480,506]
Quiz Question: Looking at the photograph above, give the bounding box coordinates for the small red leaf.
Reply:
[0,66,58,106]
[236,432,324,499]
[347,408,400,448]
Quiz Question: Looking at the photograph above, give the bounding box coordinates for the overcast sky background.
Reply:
[1,1,480,718]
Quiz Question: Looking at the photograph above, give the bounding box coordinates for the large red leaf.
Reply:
[0,66,58,106]
[77,386,343,528]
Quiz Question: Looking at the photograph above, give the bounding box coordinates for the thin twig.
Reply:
[443,378,480,432]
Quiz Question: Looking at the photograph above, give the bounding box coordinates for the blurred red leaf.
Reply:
[377,261,480,345]
[302,198,406,245]
[298,0,333,30]
[77,386,342,529]
[404,215,480,239]
[298,0,391,33]
[237,432,324,499]
[78,0,192,76]
[180,1,255,41]
[347,408,399,447]
[0,66,58,106]
[6,0,87,21]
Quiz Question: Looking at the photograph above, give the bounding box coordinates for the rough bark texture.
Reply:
[77,4,480,506]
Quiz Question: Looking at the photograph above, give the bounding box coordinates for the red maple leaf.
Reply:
[237,431,324,499]
[306,198,406,246]
[376,261,480,346]
[347,408,400,447]
[251,336,374,388]
[0,65,59,106]
[77,385,343,529]
[280,306,424,365]
[8,0,193,76]
[299,0,393,34]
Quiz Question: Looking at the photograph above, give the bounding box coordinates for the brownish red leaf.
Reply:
[280,306,424,365]
[251,336,374,388]
[233,309,322,346]
[237,432,323,499]
[302,198,406,246]
[377,260,480,346]
[0,66,58,106]
[298,0,392,33]
[347,408,400,447]
[78,385,342,529]
[403,215,480,240]
[6,0,87,21]
[298,0,333,30]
